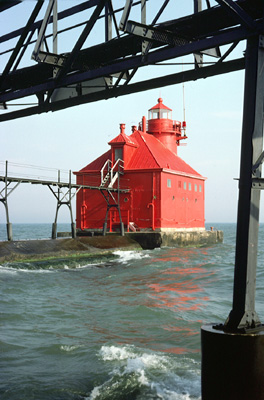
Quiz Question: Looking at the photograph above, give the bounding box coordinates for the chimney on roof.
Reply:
[120,123,125,134]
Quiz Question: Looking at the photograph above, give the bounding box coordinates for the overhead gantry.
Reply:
[0,0,262,121]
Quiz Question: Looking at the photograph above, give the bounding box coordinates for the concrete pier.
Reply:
[0,229,223,263]
[78,229,223,249]
[0,236,141,263]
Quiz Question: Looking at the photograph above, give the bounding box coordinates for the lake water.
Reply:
[1,223,264,399]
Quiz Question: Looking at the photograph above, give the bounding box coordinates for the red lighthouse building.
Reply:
[74,99,205,234]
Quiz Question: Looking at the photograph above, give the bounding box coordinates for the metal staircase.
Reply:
[100,159,125,236]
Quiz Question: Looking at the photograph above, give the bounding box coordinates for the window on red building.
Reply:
[114,148,123,161]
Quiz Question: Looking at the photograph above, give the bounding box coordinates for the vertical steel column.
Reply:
[4,161,12,241]
[68,170,76,238]
[102,206,109,236]
[193,0,203,67]
[53,0,58,54]
[105,3,112,42]
[224,35,264,332]
[201,35,264,400]
[52,169,60,239]
[51,170,76,239]
[193,0,202,13]
[117,163,124,236]
[141,0,147,54]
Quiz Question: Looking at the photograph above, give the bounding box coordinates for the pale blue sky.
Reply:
[0,1,255,224]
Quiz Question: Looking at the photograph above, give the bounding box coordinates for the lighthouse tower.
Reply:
[75,98,205,233]
[146,97,187,154]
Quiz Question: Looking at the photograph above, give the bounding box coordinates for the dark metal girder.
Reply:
[224,34,264,332]
[0,21,254,104]
[215,0,258,30]
[1,1,262,96]
[54,0,108,83]
[160,0,262,39]
[0,0,21,12]
[1,0,44,80]
[0,57,244,122]
[0,0,100,44]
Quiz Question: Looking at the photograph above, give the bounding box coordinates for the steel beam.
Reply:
[1,0,44,80]
[215,0,257,30]
[0,0,100,44]
[0,57,244,122]
[0,22,254,105]
[32,0,55,61]
[224,35,264,332]
[54,0,107,83]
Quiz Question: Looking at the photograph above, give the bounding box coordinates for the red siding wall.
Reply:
[76,170,204,231]
[160,173,205,228]
[76,171,162,231]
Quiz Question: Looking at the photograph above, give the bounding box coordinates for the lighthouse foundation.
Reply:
[77,228,223,249]
[125,229,223,249]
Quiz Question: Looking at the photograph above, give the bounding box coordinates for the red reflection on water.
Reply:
[162,347,200,354]
[147,261,215,312]
[163,325,199,336]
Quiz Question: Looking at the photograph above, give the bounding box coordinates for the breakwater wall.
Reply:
[0,230,223,263]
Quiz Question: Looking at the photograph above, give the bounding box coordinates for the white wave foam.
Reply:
[113,250,150,263]
[100,344,135,360]
[0,265,53,274]
[60,344,82,352]
[89,345,201,400]
[100,344,170,370]
[0,265,18,275]
[0,262,98,273]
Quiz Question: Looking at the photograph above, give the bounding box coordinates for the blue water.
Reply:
[1,223,264,399]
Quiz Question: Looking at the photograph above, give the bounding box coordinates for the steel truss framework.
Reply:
[0,0,262,121]
[0,162,128,240]
[1,0,264,333]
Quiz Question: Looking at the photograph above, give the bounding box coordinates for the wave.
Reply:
[85,344,201,400]
[113,250,150,264]
[0,257,114,273]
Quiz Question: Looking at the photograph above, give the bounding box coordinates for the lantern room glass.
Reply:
[148,109,172,120]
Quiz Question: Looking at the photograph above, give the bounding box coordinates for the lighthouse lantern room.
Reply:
[74,99,205,233]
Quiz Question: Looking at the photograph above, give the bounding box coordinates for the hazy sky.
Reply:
[0,1,254,225]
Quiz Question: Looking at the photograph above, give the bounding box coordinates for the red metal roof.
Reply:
[77,149,111,173]
[149,97,172,111]
[76,129,204,179]
[108,132,138,147]
[126,130,203,178]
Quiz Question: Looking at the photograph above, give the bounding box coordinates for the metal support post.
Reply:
[102,206,109,236]
[4,161,12,241]
[105,3,112,42]
[225,35,264,332]
[53,0,58,54]
[201,35,264,400]
[68,170,76,239]
[0,161,19,241]
[117,163,124,236]
[50,170,76,239]
[32,0,56,61]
